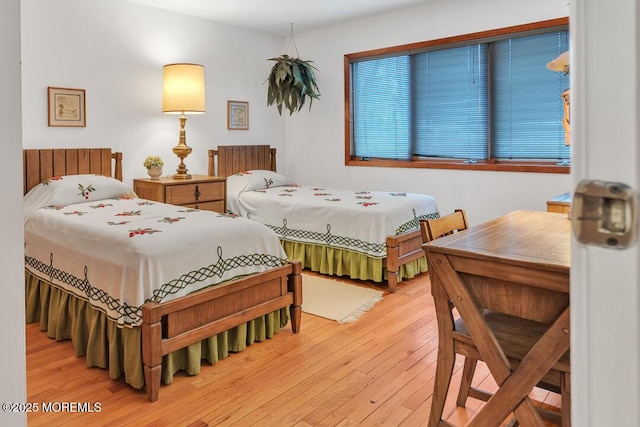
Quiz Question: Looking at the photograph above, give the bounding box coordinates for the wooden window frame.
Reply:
[343,17,570,174]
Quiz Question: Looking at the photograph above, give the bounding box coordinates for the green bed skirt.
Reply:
[25,270,289,390]
[280,240,427,283]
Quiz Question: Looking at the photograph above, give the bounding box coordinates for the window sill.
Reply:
[346,158,570,174]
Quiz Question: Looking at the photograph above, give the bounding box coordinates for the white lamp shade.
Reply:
[162,63,206,114]
[546,51,570,74]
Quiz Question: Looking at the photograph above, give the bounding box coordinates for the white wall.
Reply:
[286,0,571,225]
[1,0,26,425]
[20,0,287,185]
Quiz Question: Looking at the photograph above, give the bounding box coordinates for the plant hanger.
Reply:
[266,23,320,116]
[286,23,300,59]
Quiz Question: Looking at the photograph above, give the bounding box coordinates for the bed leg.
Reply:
[288,260,302,333]
[387,272,398,293]
[290,305,302,333]
[142,310,162,402]
[386,236,399,293]
[144,364,161,402]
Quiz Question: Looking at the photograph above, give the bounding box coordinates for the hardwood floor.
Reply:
[26,272,562,426]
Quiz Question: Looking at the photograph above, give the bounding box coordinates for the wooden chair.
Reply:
[421,210,570,426]
[421,209,475,408]
[419,209,469,243]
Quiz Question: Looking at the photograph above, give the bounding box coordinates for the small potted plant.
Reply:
[143,155,164,180]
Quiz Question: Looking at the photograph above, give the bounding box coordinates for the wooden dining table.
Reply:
[422,210,571,426]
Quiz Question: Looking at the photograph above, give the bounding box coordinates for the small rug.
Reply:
[301,273,384,323]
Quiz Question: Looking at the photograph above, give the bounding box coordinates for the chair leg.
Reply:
[456,357,478,406]
[429,338,456,427]
[505,418,519,427]
[561,372,571,427]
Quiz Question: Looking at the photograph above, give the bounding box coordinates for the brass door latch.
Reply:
[572,180,638,249]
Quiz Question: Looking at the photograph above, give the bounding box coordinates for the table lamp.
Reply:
[162,63,206,179]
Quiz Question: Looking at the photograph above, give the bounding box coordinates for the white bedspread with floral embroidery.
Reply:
[225,170,439,259]
[23,174,288,327]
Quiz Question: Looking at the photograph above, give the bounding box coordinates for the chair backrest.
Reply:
[420,209,469,243]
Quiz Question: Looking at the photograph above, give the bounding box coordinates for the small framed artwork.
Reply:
[227,100,249,130]
[48,87,86,127]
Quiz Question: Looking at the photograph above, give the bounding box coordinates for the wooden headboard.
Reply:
[23,148,123,194]
[208,145,276,177]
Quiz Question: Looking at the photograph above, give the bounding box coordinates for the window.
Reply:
[345,18,570,173]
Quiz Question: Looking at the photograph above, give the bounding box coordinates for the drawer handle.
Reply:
[194,185,201,201]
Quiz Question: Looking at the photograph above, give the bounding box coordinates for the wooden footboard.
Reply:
[141,260,302,402]
[385,229,425,293]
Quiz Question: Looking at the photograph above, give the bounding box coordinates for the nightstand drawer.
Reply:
[181,200,225,212]
[166,181,224,205]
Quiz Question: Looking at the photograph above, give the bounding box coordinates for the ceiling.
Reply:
[128,0,434,37]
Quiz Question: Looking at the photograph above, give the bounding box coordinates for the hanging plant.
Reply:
[267,55,320,116]
[266,24,320,116]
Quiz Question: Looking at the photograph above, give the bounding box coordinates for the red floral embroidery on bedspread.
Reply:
[128,228,161,238]
[116,210,142,216]
[159,217,185,224]
[42,176,63,185]
[77,184,95,199]
[64,211,87,216]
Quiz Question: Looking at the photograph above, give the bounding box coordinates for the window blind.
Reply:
[349,27,570,163]
[412,44,488,160]
[491,30,570,160]
[351,56,411,160]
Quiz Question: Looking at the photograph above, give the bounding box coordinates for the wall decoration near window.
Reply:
[48,87,86,127]
[227,100,249,130]
[546,50,571,146]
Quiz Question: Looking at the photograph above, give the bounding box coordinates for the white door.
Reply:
[571,0,640,425]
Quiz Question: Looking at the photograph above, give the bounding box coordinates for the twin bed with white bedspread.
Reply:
[210,145,439,291]
[226,170,439,260]
[23,148,301,402]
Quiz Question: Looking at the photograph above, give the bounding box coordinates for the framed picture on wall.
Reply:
[48,87,86,127]
[227,100,249,130]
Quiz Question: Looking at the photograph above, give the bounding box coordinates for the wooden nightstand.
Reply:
[133,175,226,213]
[546,192,571,214]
